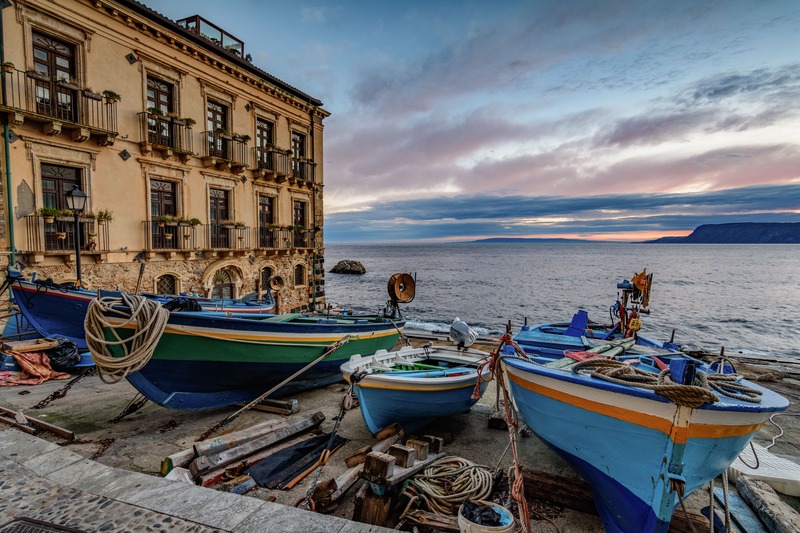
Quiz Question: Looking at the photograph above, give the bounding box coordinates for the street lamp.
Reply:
[65,185,88,287]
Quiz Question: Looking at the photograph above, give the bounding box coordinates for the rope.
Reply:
[84,294,170,384]
[402,456,493,515]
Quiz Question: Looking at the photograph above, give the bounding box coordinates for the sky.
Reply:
[145,0,800,243]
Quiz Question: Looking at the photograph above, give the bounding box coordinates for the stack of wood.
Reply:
[161,411,326,493]
[309,422,449,527]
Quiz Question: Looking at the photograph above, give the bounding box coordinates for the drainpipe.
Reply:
[0,1,16,271]
[308,102,317,311]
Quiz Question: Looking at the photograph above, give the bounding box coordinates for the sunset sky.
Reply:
[147,0,800,242]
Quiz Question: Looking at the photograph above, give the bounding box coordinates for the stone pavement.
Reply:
[0,428,390,532]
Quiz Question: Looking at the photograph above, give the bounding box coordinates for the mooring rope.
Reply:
[401,456,493,515]
[84,294,170,384]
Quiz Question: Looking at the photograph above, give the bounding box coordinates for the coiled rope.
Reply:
[400,456,493,515]
[84,294,170,384]
[569,358,762,408]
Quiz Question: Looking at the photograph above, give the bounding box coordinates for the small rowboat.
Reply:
[341,345,491,435]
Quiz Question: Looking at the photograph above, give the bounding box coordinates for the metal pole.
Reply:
[73,211,81,286]
[1,3,16,270]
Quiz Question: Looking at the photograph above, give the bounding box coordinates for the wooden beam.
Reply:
[0,415,36,434]
[189,412,324,476]
[406,439,429,461]
[0,407,74,440]
[735,476,800,533]
[344,445,373,468]
[387,444,415,468]
[193,418,290,457]
[374,423,403,441]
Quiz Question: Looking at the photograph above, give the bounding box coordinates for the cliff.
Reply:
[645,223,800,244]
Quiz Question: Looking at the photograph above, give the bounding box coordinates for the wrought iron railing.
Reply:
[201,131,248,169]
[138,113,193,155]
[292,160,315,184]
[1,69,118,133]
[144,221,199,251]
[204,224,251,250]
[24,215,108,253]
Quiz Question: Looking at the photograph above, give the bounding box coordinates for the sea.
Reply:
[323,243,800,358]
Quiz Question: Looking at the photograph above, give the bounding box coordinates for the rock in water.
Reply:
[330,260,366,275]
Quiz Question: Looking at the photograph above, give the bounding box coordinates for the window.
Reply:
[156,274,177,295]
[146,77,174,146]
[256,118,275,170]
[211,269,234,299]
[294,264,305,286]
[291,131,306,178]
[293,200,307,247]
[258,195,275,248]
[207,100,228,158]
[41,164,81,252]
[209,188,230,248]
[150,180,177,249]
[32,32,77,121]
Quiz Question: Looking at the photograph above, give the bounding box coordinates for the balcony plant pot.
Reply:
[56,232,67,240]
[2,63,14,74]
[184,234,191,240]
[165,234,173,241]
[43,216,55,224]
[56,80,81,91]
[26,70,50,82]
[83,89,103,101]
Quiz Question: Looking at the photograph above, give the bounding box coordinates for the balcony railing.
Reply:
[138,113,193,160]
[201,131,248,171]
[204,224,251,250]
[143,221,199,251]
[252,147,291,179]
[291,160,316,184]
[24,215,109,253]
[1,69,118,137]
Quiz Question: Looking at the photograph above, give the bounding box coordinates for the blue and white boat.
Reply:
[341,345,491,435]
[6,273,275,349]
[500,352,788,533]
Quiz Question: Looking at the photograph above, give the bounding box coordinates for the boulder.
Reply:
[330,260,366,275]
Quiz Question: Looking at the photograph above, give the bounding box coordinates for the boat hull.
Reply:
[342,346,490,435]
[10,279,275,349]
[105,312,404,409]
[501,357,788,533]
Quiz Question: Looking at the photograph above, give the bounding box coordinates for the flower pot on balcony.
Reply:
[184,234,191,240]
[2,63,14,74]
[56,232,67,240]
[56,79,81,91]
[43,216,55,224]
[26,70,50,82]
[165,234,173,241]
[83,89,102,101]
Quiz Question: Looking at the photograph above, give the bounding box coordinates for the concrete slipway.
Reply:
[1,343,798,532]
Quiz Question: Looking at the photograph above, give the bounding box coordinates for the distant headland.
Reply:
[643,222,800,244]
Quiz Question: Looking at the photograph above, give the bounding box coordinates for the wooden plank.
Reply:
[161,448,196,477]
[402,510,459,532]
[2,338,59,353]
[193,418,291,457]
[735,476,800,533]
[374,423,403,441]
[243,398,299,416]
[189,412,325,476]
[0,415,37,434]
[353,484,391,526]
[372,431,404,454]
[345,445,373,468]
[520,467,596,515]
[353,482,369,522]
[715,487,768,533]
[0,407,74,440]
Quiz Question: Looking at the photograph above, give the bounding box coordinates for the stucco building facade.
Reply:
[0,0,329,312]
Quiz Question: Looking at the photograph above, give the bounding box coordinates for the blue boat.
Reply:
[6,273,275,349]
[500,351,788,533]
[341,345,491,435]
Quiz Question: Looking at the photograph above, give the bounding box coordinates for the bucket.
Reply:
[457,500,515,533]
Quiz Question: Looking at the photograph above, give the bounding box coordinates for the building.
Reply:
[0,0,329,312]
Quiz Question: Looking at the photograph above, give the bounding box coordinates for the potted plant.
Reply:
[166,113,185,126]
[102,89,121,103]
[234,221,245,228]
[182,117,196,128]
[56,232,67,240]
[96,209,113,224]
[58,209,74,221]
[155,214,173,227]
[2,62,15,73]
[220,219,236,229]
[56,74,80,91]
[215,127,231,140]
[188,217,202,227]
[267,223,279,230]
[234,134,251,143]
[26,70,49,82]
[285,149,293,156]
[147,106,164,119]
[37,207,61,224]
[164,233,173,241]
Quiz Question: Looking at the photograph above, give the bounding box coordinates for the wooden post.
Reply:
[387,444,416,468]
[406,439,429,461]
[361,451,395,484]
[420,435,444,454]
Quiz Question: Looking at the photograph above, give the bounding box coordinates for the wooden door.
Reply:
[151,180,176,248]
[32,32,77,122]
[209,188,229,248]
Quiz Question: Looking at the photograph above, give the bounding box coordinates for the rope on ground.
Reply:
[401,456,493,515]
[84,293,170,384]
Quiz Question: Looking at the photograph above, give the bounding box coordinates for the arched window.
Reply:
[156,274,177,295]
[294,264,305,286]
[260,266,273,291]
[211,269,234,299]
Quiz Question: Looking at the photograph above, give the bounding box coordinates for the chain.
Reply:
[32,367,96,409]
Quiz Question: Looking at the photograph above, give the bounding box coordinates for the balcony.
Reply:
[201,131,248,172]
[0,69,118,144]
[143,221,200,255]
[138,113,194,162]
[252,147,291,181]
[22,214,109,264]
[204,224,252,253]
[291,159,316,186]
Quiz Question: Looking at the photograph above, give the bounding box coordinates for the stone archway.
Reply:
[201,259,245,298]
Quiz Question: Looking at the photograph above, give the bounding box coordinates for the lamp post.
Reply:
[65,185,88,287]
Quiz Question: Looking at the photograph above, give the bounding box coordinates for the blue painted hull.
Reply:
[501,357,788,533]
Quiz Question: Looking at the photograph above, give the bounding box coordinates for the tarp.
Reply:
[0,351,70,386]
[245,432,347,489]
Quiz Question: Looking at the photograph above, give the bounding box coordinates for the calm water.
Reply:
[322,243,800,358]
